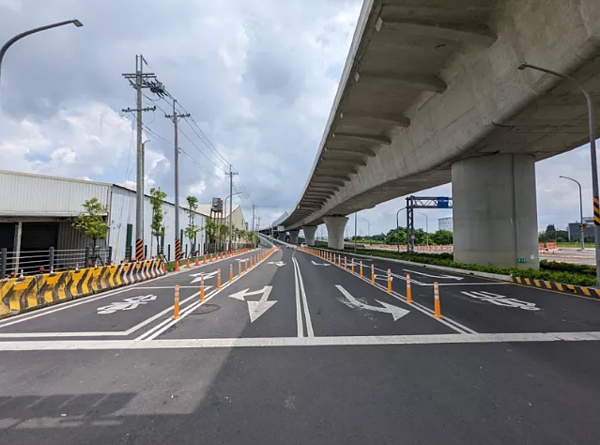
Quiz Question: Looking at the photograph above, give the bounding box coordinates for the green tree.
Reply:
[431,230,453,245]
[73,198,109,260]
[184,196,200,254]
[545,224,557,241]
[149,188,167,257]
[386,227,407,245]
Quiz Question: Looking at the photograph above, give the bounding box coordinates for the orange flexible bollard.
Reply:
[344,257,347,270]
[371,264,375,284]
[387,269,392,293]
[172,285,180,319]
[175,261,180,272]
[217,268,222,290]
[186,258,191,268]
[245,259,248,273]
[203,255,207,264]
[406,273,412,303]
[434,282,442,318]
[230,263,233,282]
[360,261,363,278]
[200,275,205,302]
[238,260,242,277]
[351,260,355,274]
[195,257,200,266]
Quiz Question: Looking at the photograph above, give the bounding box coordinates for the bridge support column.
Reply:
[452,153,539,270]
[323,216,349,250]
[302,226,317,246]
[288,230,300,245]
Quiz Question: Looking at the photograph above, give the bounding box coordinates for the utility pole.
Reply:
[122,55,162,261]
[228,165,238,251]
[252,203,256,233]
[165,98,189,267]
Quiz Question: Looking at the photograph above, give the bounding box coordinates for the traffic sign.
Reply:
[437,197,450,208]
[517,258,526,264]
[410,235,416,240]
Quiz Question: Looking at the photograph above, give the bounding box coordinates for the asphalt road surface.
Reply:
[1,245,600,444]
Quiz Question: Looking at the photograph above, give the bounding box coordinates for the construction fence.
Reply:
[0,259,165,319]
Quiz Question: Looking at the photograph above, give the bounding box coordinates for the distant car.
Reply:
[301,243,307,247]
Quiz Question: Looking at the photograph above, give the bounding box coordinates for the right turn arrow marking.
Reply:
[228,286,277,322]
[335,285,409,321]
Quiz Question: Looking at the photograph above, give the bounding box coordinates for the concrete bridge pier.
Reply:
[452,153,539,270]
[289,230,300,245]
[323,216,349,250]
[302,226,317,246]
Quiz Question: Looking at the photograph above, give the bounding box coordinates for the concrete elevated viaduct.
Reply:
[273,0,600,269]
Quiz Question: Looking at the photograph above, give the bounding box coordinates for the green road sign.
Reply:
[517,258,527,264]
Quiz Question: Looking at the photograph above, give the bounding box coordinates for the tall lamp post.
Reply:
[0,19,83,85]
[559,175,585,250]
[518,63,599,285]
[395,207,406,252]
[417,212,429,247]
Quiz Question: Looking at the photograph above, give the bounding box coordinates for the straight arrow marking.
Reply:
[228,286,277,321]
[335,285,409,321]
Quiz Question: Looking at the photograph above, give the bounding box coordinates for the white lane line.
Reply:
[299,251,475,334]
[293,254,304,338]
[293,257,314,337]
[138,249,277,341]
[0,250,260,329]
[0,290,204,339]
[2,331,600,350]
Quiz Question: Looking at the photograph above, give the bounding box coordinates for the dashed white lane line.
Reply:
[1,331,600,350]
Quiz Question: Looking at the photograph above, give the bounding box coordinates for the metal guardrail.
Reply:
[0,247,112,278]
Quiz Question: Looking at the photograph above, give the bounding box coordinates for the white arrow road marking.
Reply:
[267,261,286,267]
[228,286,277,322]
[404,269,464,281]
[335,285,409,321]
[461,291,540,311]
[311,261,331,266]
[97,295,158,315]
[189,271,219,284]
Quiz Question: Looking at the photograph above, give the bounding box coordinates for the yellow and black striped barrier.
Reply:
[511,276,600,299]
[0,259,165,319]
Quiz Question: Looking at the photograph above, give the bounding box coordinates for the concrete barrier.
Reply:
[511,276,600,299]
[0,259,165,319]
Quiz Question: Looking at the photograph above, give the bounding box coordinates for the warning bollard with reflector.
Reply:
[387,269,392,293]
[406,273,413,303]
[200,275,205,302]
[351,260,355,274]
[172,285,180,319]
[371,264,375,284]
[217,269,222,290]
[434,282,442,318]
[344,257,347,270]
[245,259,248,273]
[230,263,233,282]
[238,260,242,277]
[360,261,363,278]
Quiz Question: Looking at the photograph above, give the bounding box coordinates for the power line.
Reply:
[179,128,229,174]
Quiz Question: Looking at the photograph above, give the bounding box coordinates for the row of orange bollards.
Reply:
[173,247,278,319]
[299,246,442,319]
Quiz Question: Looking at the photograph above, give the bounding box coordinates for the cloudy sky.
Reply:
[0,0,596,238]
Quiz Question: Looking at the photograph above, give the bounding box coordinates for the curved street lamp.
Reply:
[519,62,599,284]
[395,207,406,252]
[559,176,584,250]
[416,212,429,247]
[0,20,83,87]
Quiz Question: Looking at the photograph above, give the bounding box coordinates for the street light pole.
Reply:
[223,191,242,249]
[560,175,585,250]
[361,218,372,245]
[396,207,406,252]
[417,212,429,247]
[354,213,357,253]
[0,19,83,86]
[519,63,599,285]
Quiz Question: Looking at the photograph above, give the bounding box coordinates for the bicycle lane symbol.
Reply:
[97,295,158,315]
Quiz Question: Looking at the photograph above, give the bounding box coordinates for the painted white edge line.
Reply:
[293,253,304,338]
[298,250,475,334]
[293,257,314,337]
[138,249,278,341]
[0,248,260,328]
[2,331,600,351]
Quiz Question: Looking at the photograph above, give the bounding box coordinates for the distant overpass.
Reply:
[268,0,600,269]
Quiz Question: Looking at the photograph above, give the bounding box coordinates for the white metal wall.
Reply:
[108,186,206,263]
[0,170,110,217]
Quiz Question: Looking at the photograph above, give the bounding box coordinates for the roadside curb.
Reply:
[511,277,600,299]
[313,247,512,282]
